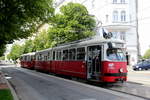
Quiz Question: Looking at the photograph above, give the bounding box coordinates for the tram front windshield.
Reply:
[107,48,126,61]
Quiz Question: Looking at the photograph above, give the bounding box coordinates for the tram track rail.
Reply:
[84,81,150,100]
[108,87,149,100]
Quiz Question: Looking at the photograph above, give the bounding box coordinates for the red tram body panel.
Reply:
[35,61,50,72]
[101,61,127,82]
[58,61,87,79]
[22,61,34,69]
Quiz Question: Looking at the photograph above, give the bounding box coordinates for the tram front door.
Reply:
[87,45,101,80]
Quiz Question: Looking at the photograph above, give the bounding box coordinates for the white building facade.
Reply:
[55,0,139,65]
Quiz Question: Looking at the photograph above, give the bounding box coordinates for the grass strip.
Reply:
[0,89,13,100]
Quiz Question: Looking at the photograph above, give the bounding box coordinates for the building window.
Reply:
[121,11,126,21]
[113,0,117,4]
[112,32,118,39]
[113,11,118,22]
[106,14,109,22]
[120,32,126,41]
[120,0,125,4]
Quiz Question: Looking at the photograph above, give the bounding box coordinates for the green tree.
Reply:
[22,39,34,53]
[0,0,54,56]
[143,49,150,59]
[7,2,96,58]
[0,56,5,60]
[33,31,52,51]
[7,44,24,60]
[0,44,6,56]
[48,2,96,45]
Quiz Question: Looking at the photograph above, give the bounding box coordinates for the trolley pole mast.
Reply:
[135,0,141,61]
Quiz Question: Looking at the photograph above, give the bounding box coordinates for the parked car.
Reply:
[133,60,150,70]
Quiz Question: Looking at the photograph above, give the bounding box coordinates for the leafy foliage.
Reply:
[143,49,150,59]
[7,2,96,60]
[7,44,24,60]
[23,39,35,53]
[0,56,5,60]
[48,2,96,44]
[0,44,6,56]
[32,31,53,51]
[0,0,54,56]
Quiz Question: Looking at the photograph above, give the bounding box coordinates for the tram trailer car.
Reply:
[20,52,35,69]
[21,37,127,83]
[34,50,51,72]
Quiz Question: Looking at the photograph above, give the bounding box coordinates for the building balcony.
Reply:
[103,23,135,31]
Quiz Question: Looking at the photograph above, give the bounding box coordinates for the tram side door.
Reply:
[87,45,101,80]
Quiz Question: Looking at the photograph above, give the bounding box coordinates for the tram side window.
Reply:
[38,55,40,61]
[25,56,27,61]
[26,56,28,61]
[48,52,50,60]
[39,54,42,61]
[44,56,48,61]
[31,55,34,61]
[48,51,52,60]
[34,55,36,60]
[35,55,37,61]
[20,57,23,61]
[63,50,68,60]
[27,56,29,61]
[29,56,32,61]
[28,56,31,61]
[69,49,76,60]
[56,51,59,60]
[77,47,85,60]
[59,52,62,60]
[53,51,55,60]
[56,51,61,60]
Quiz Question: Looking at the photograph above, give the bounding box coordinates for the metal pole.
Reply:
[135,0,141,61]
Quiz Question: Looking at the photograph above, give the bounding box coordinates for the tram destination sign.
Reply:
[114,43,124,48]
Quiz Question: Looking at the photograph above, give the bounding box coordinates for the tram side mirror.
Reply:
[108,42,113,48]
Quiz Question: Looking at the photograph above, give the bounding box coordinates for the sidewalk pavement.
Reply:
[0,72,8,89]
[0,70,19,100]
[127,66,150,86]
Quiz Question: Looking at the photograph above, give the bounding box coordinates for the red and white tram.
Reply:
[20,37,127,83]
[20,52,35,69]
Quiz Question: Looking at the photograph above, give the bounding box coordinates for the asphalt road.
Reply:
[0,65,147,100]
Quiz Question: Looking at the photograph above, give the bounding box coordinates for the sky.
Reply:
[138,0,150,55]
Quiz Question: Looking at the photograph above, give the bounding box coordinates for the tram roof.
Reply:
[55,37,124,48]
[36,36,125,53]
[21,52,35,56]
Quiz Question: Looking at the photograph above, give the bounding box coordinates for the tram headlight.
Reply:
[119,68,123,73]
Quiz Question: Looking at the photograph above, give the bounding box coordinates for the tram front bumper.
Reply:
[102,73,127,82]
